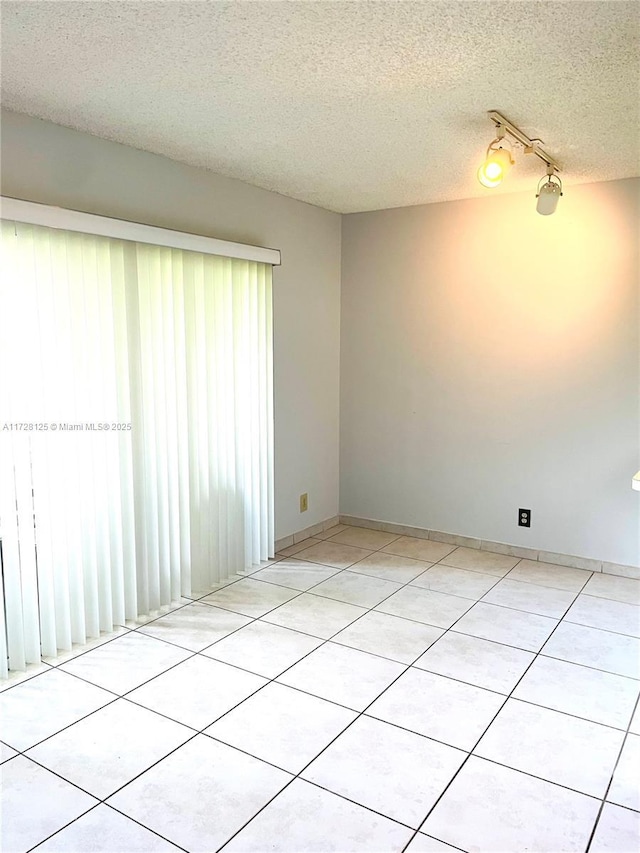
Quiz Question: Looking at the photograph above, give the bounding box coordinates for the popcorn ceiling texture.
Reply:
[1,0,638,213]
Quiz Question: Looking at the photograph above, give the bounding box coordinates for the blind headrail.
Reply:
[0,196,281,266]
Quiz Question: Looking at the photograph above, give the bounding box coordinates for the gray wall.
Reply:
[1,110,342,540]
[340,178,640,566]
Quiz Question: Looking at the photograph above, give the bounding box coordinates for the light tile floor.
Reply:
[1,525,639,853]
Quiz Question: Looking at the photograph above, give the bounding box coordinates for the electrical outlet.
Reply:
[518,508,531,528]
[300,493,308,513]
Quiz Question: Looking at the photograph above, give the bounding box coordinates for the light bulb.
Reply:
[477,166,502,188]
[477,147,514,188]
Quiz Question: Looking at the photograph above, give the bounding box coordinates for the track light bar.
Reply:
[487,110,561,172]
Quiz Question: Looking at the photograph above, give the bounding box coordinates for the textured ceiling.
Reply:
[1,1,639,213]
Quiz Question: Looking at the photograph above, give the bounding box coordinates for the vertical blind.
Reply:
[0,220,274,678]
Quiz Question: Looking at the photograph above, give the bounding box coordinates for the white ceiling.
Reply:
[1,1,638,213]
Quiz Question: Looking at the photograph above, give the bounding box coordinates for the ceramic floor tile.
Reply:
[414,631,535,694]
[107,736,291,853]
[376,586,473,629]
[348,551,433,583]
[302,715,466,828]
[33,804,184,852]
[277,641,404,711]
[138,602,253,651]
[250,559,340,591]
[1,756,98,853]
[405,834,462,853]
[474,698,624,797]
[205,681,357,772]
[607,734,640,810]
[221,778,412,852]
[140,603,253,651]
[421,755,600,853]
[312,570,402,608]
[332,610,443,664]
[292,539,373,569]
[629,703,640,735]
[203,621,322,678]
[506,559,591,592]
[564,594,640,638]
[584,572,640,605]
[126,655,266,729]
[590,802,640,853]
[382,536,455,563]
[440,547,518,577]
[276,537,323,557]
[199,578,299,618]
[481,577,577,618]
[367,667,505,750]
[0,668,115,751]
[542,622,640,679]
[454,602,558,652]
[262,592,366,639]
[327,526,400,550]
[1,742,18,764]
[59,632,191,695]
[513,655,640,729]
[411,564,499,600]
[26,699,193,799]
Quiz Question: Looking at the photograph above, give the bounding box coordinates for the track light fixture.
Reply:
[478,111,563,215]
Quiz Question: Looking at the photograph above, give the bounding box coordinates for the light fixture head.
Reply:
[477,141,514,188]
[536,171,563,215]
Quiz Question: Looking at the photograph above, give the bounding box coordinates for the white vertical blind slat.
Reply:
[57,230,87,645]
[30,227,59,657]
[163,251,182,602]
[171,253,191,597]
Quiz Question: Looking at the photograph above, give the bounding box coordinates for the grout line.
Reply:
[26,798,192,853]
[24,803,102,853]
[584,690,640,853]
[561,618,640,641]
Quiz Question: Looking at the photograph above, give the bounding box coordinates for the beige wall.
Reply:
[340,178,640,566]
[1,110,342,540]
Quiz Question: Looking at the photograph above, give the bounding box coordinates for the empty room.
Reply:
[0,1,638,852]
